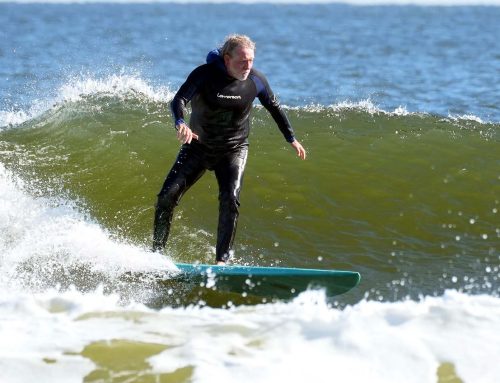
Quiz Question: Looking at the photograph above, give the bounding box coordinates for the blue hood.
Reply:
[206,49,227,73]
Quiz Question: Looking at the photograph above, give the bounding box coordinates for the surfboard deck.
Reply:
[168,263,361,299]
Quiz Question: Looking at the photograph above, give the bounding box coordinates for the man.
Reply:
[153,34,306,265]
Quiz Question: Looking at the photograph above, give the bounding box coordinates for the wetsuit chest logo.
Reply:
[217,93,242,100]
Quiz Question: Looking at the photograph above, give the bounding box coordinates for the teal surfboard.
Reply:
[170,263,361,300]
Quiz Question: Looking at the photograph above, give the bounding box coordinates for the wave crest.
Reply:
[1,74,175,129]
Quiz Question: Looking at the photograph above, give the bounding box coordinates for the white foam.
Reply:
[0,73,174,128]
[332,99,421,117]
[284,98,416,117]
[286,99,493,125]
[0,110,31,128]
[447,113,485,124]
[152,290,500,383]
[332,98,385,114]
[0,288,498,383]
[58,73,174,104]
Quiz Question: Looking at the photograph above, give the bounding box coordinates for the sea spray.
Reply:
[0,164,177,299]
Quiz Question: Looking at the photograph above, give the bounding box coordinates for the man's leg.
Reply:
[213,146,248,263]
[153,144,206,252]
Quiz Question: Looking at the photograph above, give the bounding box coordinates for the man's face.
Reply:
[224,46,254,81]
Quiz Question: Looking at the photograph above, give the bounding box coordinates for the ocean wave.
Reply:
[2,74,497,131]
[1,89,498,301]
[0,74,174,129]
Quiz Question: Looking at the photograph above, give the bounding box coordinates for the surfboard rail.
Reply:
[170,263,361,299]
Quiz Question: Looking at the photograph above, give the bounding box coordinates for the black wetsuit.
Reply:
[153,50,296,262]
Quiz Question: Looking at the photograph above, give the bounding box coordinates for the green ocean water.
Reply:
[1,93,498,303]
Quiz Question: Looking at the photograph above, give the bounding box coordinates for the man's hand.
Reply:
[291,140,306,160]
[176,122,199,144]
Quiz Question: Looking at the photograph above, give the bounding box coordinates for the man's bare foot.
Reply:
[217,261,226,266]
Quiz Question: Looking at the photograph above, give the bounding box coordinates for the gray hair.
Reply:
[220,34,256,57]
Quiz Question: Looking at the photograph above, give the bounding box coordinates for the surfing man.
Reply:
[153,34,306,265]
